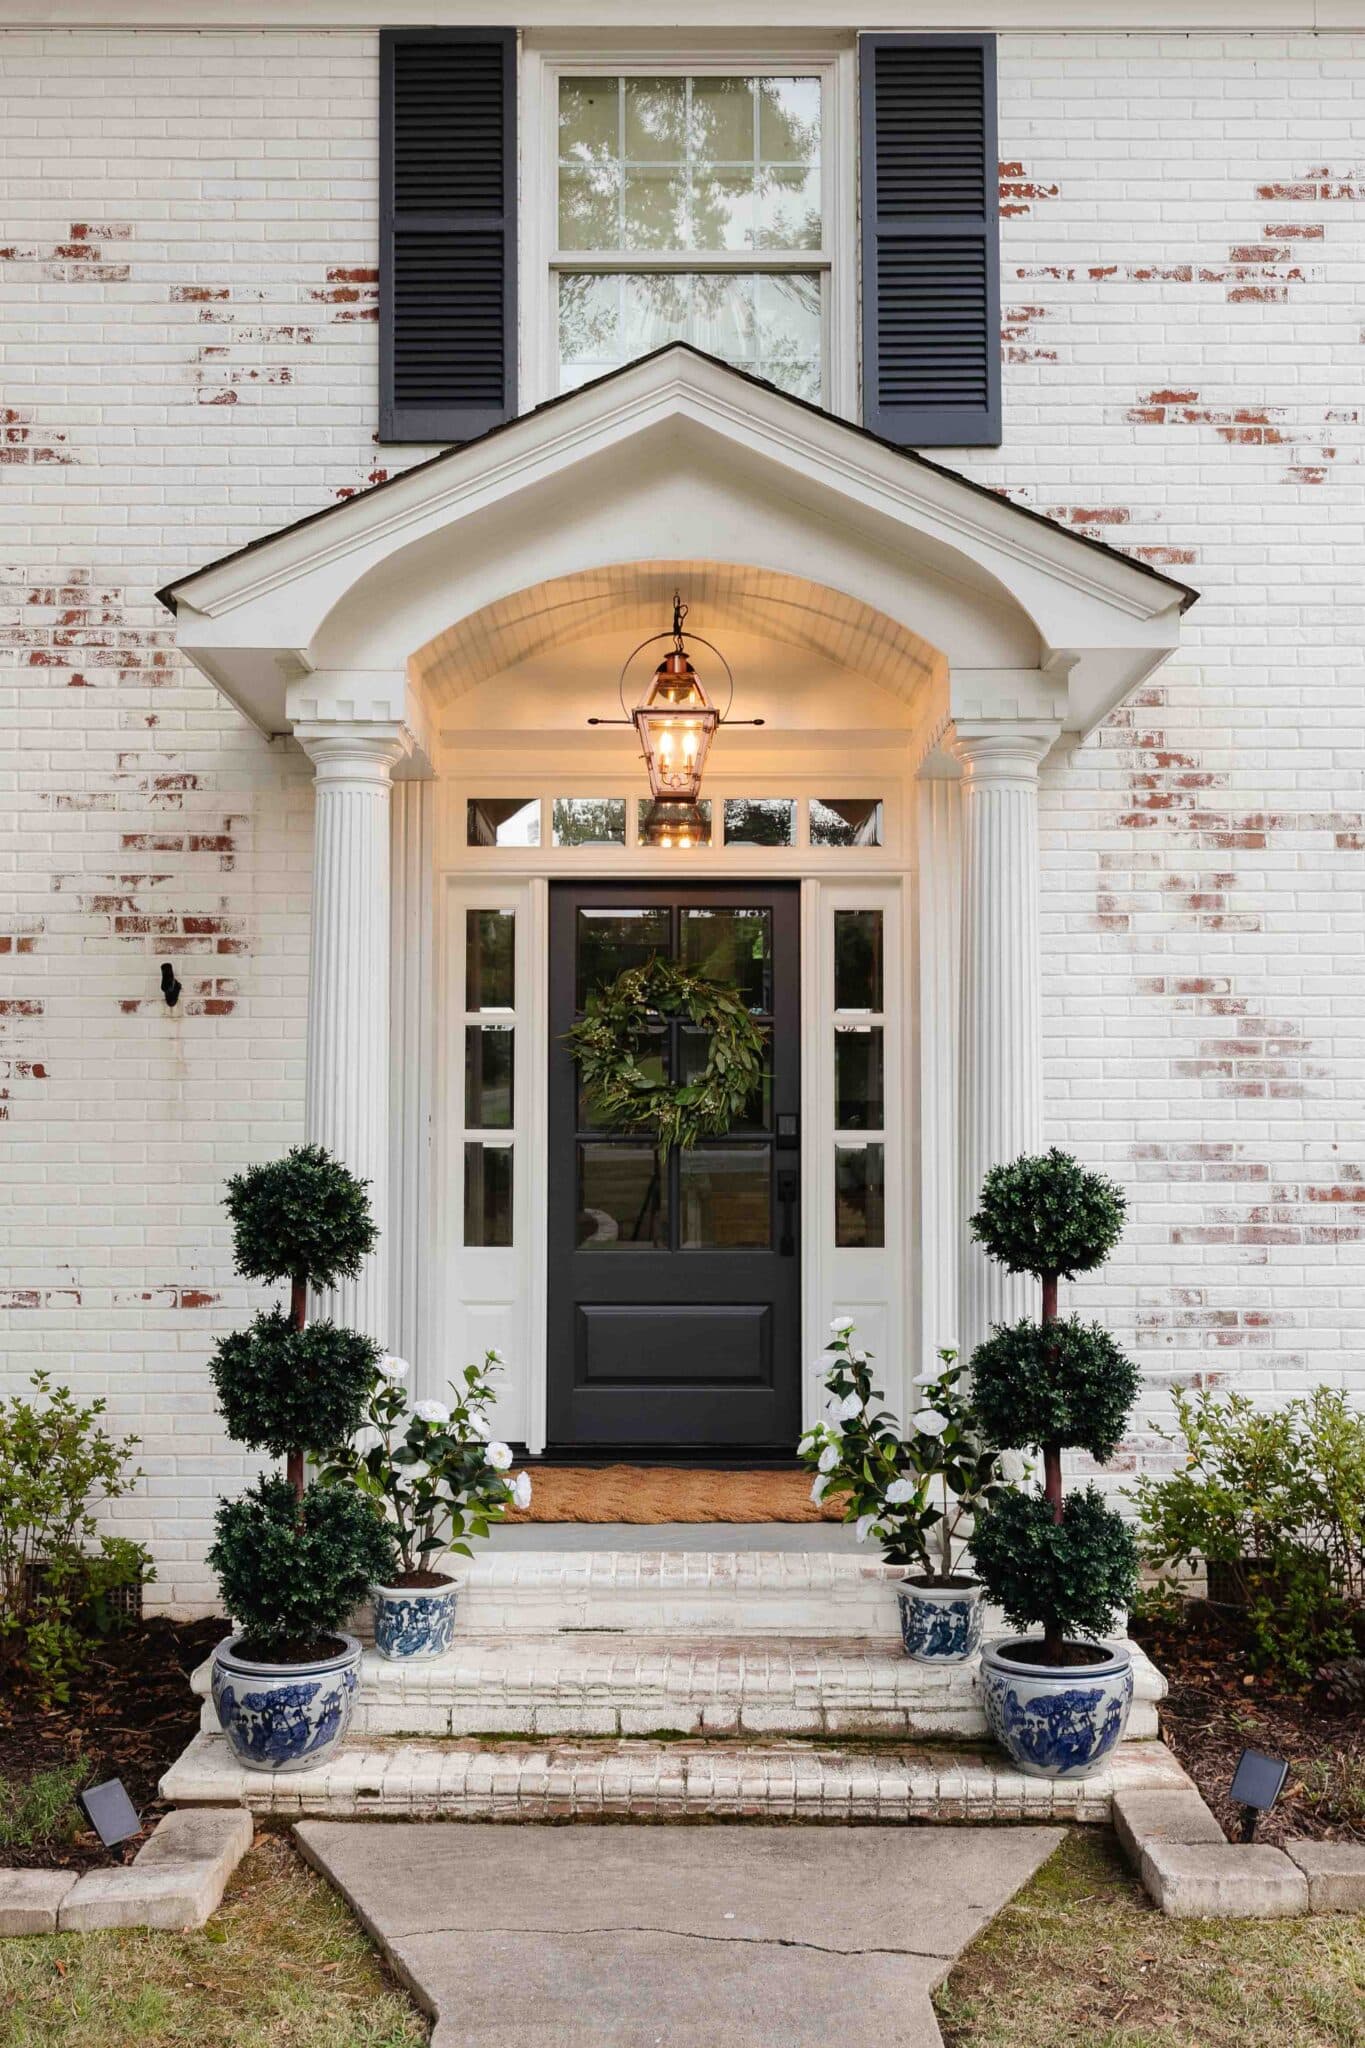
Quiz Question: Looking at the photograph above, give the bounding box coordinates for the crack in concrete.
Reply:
[394,1921,954,1961]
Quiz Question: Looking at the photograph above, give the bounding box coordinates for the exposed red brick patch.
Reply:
[309,264,379,322]
[335,466,393,502]
[999,161,1061,218]
[1,404,76,466]
[0,222,133,283]
[1256,167,1364,202]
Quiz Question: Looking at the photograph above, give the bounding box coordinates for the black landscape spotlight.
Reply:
[1229,1747,1289,1841]
[77,1778,142,1854]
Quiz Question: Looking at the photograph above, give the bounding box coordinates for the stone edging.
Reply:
[0,1807,252,1936]
[1113,1789,1365,1917]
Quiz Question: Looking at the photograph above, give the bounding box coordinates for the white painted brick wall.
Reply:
[1,27,1362,1605]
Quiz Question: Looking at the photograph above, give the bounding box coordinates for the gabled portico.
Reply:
[159,344,1193,1446]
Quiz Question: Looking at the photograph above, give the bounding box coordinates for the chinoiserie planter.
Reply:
[372,1574,459,1661]
[211,1630,362,1773]
[896,1577,984,1664]
[979,1637,1134,1779]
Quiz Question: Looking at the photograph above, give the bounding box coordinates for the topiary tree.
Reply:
[208,1145,397,1660]
[968,1149,1139,1665]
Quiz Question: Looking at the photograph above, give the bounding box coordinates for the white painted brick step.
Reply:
[162,1732,1192,1825]
[192,1634,1165,1743]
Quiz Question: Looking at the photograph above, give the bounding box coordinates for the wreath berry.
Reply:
[566,956,768,1156]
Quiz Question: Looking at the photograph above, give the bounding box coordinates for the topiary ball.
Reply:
[209,1309,379,1457]
[224,1144,377,1290]
[970,1485,1138,1644]
[208,1474,398,1658]
[969,1314,1139,1461]
[971,1148,1126,1281]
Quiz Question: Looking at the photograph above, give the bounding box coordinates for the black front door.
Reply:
[548,881,801,1454]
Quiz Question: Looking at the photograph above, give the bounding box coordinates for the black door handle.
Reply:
[777,1171,798,1256]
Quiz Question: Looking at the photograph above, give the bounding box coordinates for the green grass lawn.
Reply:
[937,1830,1365,2048]
[2,1826,1361,2047]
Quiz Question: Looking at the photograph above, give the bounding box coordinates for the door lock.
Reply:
[777,1170,798,1256]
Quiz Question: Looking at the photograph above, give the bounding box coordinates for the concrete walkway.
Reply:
[296,1821,1063,2048]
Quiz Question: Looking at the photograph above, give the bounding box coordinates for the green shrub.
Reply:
[1130,1383,1365,1682]
[208,1475,397,1660]
[224,1143,376,1291]
[209,1310,378,1459]
[0,1372,153,1703]
[967,1150,1139,1663]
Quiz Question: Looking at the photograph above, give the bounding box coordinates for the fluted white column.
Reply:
[297,723,410,1342]
[954,722,1059,1354]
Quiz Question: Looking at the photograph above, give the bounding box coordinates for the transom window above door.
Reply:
[555,71,826,403]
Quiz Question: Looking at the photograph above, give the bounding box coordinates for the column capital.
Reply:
[947,720,1061,787]
[295,720,414,788]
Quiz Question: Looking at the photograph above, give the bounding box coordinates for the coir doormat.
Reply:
[505,1465,848,1524]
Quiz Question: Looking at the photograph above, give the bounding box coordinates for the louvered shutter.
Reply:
[860,34,1000,448]
[380,27,517,444]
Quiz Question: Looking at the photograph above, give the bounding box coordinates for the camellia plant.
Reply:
[798,1322,1010,1575]
[323,1348,532,1579]
[967,1149,1141,1667]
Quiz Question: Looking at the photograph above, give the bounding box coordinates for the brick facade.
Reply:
[2,28,1362,1606]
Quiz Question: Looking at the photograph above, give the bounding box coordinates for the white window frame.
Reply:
[520,39,858,418]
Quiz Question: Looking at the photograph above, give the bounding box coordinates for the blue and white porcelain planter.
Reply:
[979,1637,1134,1779]
[211,1630,361,1774]
[372,1576,458,1661]
[897,1577,984,1663]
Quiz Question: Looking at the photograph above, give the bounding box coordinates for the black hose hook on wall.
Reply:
[160,961,182,1009]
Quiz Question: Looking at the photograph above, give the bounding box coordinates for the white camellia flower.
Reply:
[487,1440,513,1471]
[797,1434,816,1457]
[810,1474,831,1504]
[510,1470,533,1510]
[817,1442,841,1473]
[466,1411,491,1440]
[913,1408,950,1437]
[855,1512,881,1544]
[486,1346,505,1365]
[413,1398,450,1426]
[938,1339,960,1356]
[884,1476,916,1505]
[821,1404,845,1433]
[376,1354,410,1381]
[829,1315,855,1336]
[838,1391,863,1422]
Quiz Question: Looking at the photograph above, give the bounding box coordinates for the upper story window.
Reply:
[554,72,827,403]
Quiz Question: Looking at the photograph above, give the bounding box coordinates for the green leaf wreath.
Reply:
[566,956,768,1155]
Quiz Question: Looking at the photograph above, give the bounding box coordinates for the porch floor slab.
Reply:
[294,1820,1066,2048]
[162,1731,1192,1824]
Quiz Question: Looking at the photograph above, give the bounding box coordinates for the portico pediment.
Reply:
[159,343,1194,753]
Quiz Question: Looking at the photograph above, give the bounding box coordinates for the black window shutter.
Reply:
[380,27,517,444]
[860,34,1000,448]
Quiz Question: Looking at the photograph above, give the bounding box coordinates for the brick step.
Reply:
[191,1633,1166,1743]
[162,1731,1191,1825]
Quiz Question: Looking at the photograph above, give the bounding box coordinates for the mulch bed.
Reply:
[1133,1602,1365,1847]
[0,1614,224,1871]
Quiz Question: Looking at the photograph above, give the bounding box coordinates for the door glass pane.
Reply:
[467,797,539,848]
[552,797,626,847]
[465,1024,514,1128]
[465,1143,513,1247]
[835,1142,884,1249]
[681,906,772,1011]
[680,1027,770,1131]
[834,1026,883,1131]
[811,798,883,848]
[723,797,795,848]
[680,1145,771,1248]
[578,1143,668,1248]
[834,909,883,1012]
[579,1027,667,1130]
[466,910,514,1011]
[576,906,669,1008]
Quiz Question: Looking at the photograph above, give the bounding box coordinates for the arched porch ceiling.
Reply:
[159,345,1195,754]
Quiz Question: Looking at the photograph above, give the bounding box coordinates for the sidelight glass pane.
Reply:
[680,1145,771,1249]
[723,798,795,848]
[579,1027,667,1130]
[834,909,883,1013]
[576,906,670,1008]
[680,1026,769,1131]
[834,1026,883,1131]
[464,1142,513,1248]
[681,906,772,1012]
[552,797,627,847]
[835,1142,884,1249]
[465,1024,514,1129]
[467,797,539,849]
[577,1143,668,1249]
[811,798,883,848]
[465,910,514,1012]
